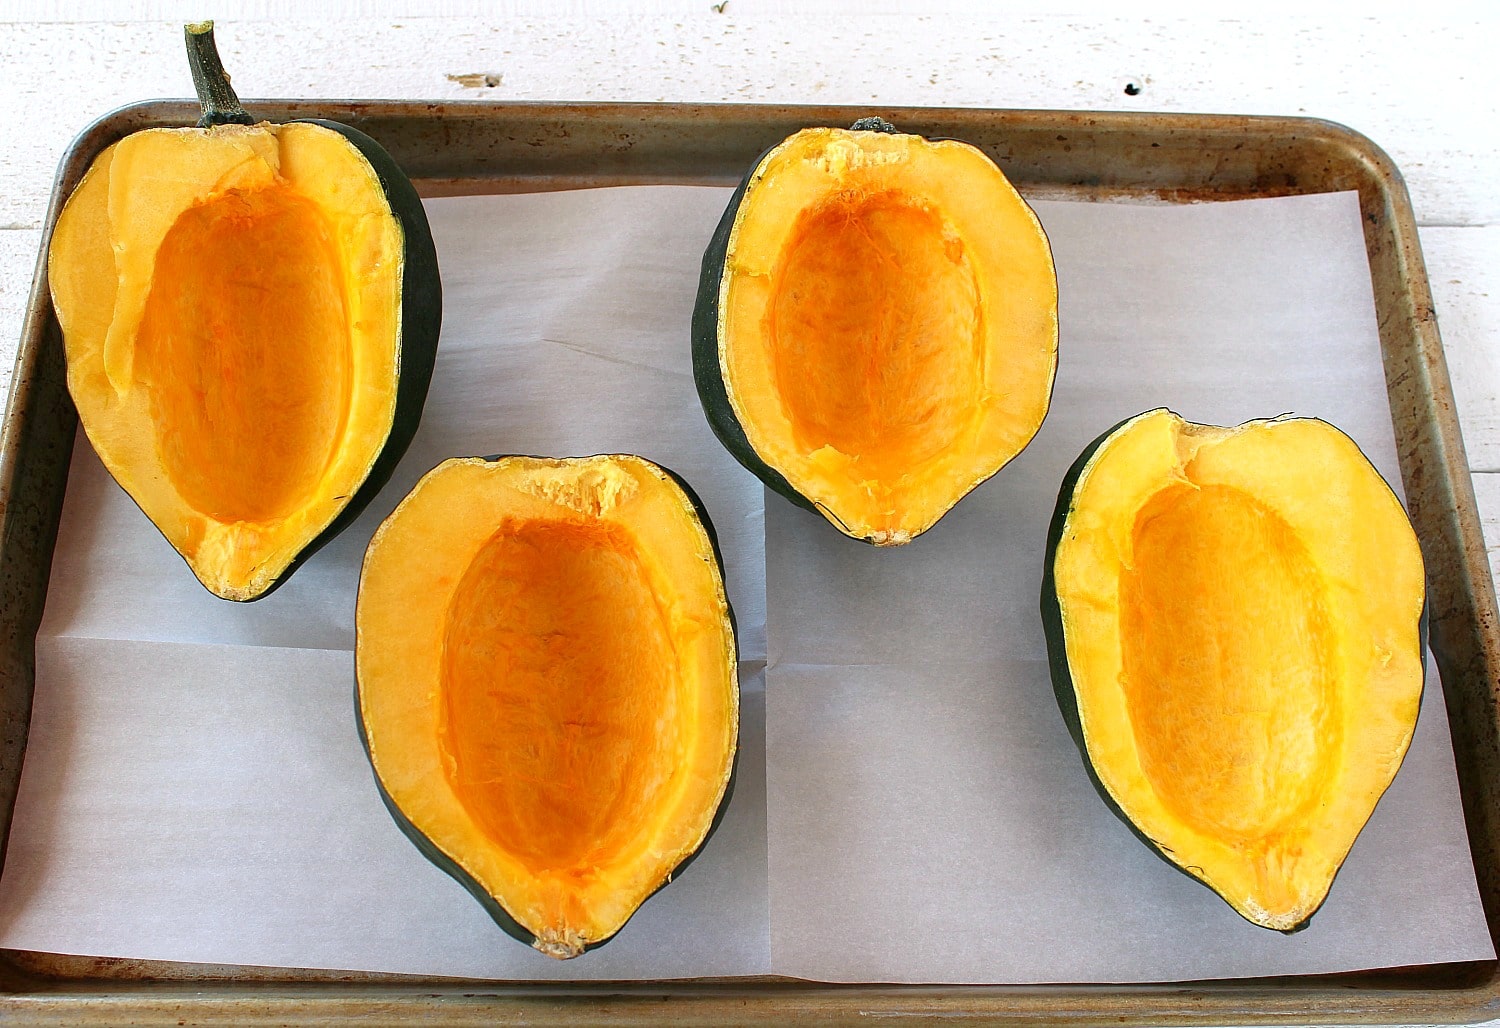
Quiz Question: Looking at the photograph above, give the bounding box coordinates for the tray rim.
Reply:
[3,98,1499,1026]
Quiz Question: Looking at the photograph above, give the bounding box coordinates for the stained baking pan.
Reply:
[1,100,1498,1025]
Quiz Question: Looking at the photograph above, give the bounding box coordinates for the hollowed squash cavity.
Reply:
[440,519,680,876]
[1121,484,1338,842]
[769,189,982,476]
[695,122,1057,544]
[356,455,738,958]
[1042,410,1425,931]
[138,184,353,525]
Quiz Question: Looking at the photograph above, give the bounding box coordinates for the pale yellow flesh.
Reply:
[1052,411,1425,929]
[48,122,403,599]
[357,456,738,959]
[720,127,1057,543]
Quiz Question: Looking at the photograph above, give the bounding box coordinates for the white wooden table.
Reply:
[1,4,1497,1025]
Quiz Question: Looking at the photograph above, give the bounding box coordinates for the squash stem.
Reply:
[185,21,255,128]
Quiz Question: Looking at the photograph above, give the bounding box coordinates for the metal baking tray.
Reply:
[2,100,1497,1025]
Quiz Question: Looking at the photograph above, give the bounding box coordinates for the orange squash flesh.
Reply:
[711,126,1057,544]
[1120,482,1337,848]
[138,184,353,524]
[357,455,738,958]
[440,518,683,877]
[767,190,983,483]
[1046,410,1425,930]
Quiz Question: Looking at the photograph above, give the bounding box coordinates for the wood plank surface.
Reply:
[1426,226,1500,471]
[0,230,41,410]
[0,15,1497,232]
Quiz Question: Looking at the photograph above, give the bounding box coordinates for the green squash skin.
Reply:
[355,455,740,956]
[691,154,819,522]
[237,118,441,602]
[1040,412,1427,934]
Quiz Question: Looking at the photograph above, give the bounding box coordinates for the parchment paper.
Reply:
[0,185,1489,982]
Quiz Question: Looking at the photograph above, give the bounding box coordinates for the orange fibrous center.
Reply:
[1119,482,1339,843]
[438,518,682,877]
[766,188,984,480]
[137,184,352,524]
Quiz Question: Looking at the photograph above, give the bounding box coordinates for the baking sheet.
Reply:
[0,185,1489,983]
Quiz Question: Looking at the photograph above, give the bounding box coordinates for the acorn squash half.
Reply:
[47,23,441,600]
[1041,410,1426,931]
[356,455,739,958]
[693,118,1057,545]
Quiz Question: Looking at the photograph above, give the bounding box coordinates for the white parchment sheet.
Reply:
[0,185,1490,983]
